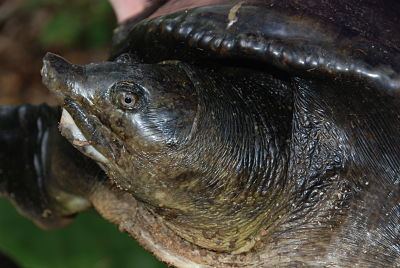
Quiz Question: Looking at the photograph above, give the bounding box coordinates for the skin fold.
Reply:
[1,0,399,267]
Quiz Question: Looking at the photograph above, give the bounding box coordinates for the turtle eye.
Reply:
[118,91,139,110]
[111,81,145,111]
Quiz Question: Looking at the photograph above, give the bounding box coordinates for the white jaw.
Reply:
[60,109,109,164]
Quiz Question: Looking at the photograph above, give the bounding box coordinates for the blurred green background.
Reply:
[0,0,166,267]
[0,200,165,268]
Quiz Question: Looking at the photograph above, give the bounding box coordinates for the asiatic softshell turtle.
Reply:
[1,0,400,267]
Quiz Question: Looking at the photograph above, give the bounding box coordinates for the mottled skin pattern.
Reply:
[1,0,400,267]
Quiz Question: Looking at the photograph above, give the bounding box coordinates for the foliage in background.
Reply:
[25,0,115,48]
[0,200,165,268]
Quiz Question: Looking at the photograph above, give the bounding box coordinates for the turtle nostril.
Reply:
[41,52,84,99]
[43,52,71,69]
[42,52,73,78]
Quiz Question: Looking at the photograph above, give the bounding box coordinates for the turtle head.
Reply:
[42,52,199,201]
[42,52,197,156]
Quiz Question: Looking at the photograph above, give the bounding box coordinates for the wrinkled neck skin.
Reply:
[95,63,295,252]
[134,66,294,252]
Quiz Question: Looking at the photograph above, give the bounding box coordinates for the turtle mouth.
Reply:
[59,98,125,168]
[60,107,109,164]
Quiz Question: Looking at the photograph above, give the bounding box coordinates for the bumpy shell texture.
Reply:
[112,0,400,93]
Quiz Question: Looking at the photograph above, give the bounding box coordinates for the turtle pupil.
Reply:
[119,91,138,110]
[125,96,132,104]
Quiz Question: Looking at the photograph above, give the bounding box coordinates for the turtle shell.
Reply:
[112,0,400,93]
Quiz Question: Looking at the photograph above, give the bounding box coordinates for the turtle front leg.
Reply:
[0,104,103,228]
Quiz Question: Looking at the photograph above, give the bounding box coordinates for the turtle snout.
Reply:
[41,52,84,100]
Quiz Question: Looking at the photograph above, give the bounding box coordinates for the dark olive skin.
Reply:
[2,0,400,267]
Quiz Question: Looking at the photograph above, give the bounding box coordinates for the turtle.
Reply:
[1,0,400,267]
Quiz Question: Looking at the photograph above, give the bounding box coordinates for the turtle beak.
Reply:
[41,52,86,102]
[41,53,125,166]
